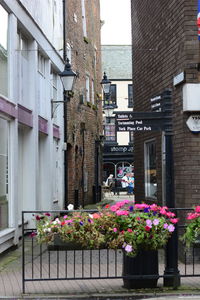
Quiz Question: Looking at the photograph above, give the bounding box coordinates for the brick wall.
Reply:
[65,0,102,206]
[131,0,200,207]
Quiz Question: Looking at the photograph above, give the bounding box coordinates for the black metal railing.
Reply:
[22,208,200,293]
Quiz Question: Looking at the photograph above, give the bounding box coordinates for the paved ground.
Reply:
[0,193,200,299]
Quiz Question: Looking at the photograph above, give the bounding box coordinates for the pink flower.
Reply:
[127,228,133,233]
[116,210,129,216]
[170,218,179,224]
[163,223,168,229]
[146,219,152,227]
[153,219,160,226]
[145,226,151,232]
[187,213,200,220]
[168,224,175,232]
[125,244,133,253]
[195,206,200,213]
[113,227,117,232]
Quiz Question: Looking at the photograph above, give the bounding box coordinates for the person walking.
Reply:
[127,173,134,195]
[121,173,129,193]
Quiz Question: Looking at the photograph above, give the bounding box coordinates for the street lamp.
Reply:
[59,58,77,96]
[52,58,76,210]
[100,72,114,118]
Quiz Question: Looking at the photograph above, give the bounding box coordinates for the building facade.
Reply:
[131,0,200,207]
[101,45,134,182]
[64,0,102,206]
[0,0,65,253]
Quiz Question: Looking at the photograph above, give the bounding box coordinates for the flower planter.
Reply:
[47,235,83,251]
[122,250,159,289]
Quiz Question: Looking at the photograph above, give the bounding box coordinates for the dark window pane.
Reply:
[128,84,133,108]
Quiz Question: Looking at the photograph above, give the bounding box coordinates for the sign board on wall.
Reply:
[186,115,200,133]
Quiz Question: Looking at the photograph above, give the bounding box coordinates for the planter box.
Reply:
[48,235,83,251]
[122,250,159,289]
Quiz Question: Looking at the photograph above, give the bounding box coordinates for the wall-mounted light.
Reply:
[51,58,77,118]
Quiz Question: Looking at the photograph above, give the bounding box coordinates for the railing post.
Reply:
[162,89,180,287]
[22,211,25,294]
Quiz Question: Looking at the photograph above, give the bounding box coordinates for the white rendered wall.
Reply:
[0,0,65,252]
[114,80,132,145]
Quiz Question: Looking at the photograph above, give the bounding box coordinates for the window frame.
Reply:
[144,139,157,199]
[104,117,116,143]
[128,84,133,108]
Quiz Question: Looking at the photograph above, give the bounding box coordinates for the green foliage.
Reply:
[181,206,200,248]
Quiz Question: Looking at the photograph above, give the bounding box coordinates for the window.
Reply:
[37,52,46,115]
[81,0,87,37]
[18,32,29,105]
[104,117,116,142]
[38,52,46,76]
[110,84,117,106]
[128,84,133,108]
[0,118,9,230]
[144,140,157,198]
[50,68,58,119]
[91,80,94,104]
[129,131,134,144]
[86,75,90,102]
[0,4,8,97]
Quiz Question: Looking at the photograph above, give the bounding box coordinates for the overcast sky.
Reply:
[100,0,131,45]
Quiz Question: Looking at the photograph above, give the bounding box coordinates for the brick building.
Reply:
[65,0,102,207]
[131,1,200,207]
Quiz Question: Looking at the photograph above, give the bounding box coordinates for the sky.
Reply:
[100,0,131,45]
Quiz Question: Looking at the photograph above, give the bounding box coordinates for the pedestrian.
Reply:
[121,173,129,192]
[127,173,134,195]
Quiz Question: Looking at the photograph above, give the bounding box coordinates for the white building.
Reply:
[0,0,65,253]
[101,45,134,180]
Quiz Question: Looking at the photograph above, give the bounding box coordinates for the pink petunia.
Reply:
[170,218,179,224]
[127,228,133,233]
[168,224,175,232]
[125,244,133,253]
[145,226,151,232]
[195,206,200,213]
[153,219,160,226]
[146,219,152,227]
[113,227,118,232]
[116,210,129,216]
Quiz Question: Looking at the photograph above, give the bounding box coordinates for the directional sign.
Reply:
[150,94,162,112]
[115,111,168,132]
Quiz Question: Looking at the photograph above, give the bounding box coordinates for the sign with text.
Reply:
[115,112,166,132]
[103,145,133,153]
[150,94,162,112]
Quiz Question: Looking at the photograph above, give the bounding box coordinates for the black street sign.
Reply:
[115,111,169,132]
[150,94,162,112]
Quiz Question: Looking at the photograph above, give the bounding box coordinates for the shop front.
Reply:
[103,145,134,183]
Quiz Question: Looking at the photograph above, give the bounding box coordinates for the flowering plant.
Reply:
[34,200,178,256]
[181,206,200,248]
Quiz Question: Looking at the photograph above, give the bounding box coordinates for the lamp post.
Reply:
[56,58,77,209]
[100,72,114,120]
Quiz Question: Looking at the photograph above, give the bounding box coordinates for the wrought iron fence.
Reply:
[22,208,200,293]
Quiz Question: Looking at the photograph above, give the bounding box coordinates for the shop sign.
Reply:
[104,145,133,153]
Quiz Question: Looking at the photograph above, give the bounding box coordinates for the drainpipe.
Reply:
[63,0,68,209]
